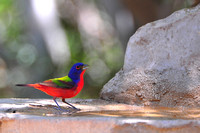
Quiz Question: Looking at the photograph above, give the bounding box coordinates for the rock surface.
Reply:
[100,5,200,107]
[1,98,200,133]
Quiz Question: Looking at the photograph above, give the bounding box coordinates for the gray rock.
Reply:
[100,5,200,107]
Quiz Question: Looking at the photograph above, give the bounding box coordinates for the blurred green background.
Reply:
[0,0,196,99]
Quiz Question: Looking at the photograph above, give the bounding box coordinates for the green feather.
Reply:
[50,76,73,87]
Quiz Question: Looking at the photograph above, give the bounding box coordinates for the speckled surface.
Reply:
[1,98,200,133]
[100,4,200,107]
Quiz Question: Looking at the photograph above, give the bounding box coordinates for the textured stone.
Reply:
[100,5,200,107]
[1,98,200,133]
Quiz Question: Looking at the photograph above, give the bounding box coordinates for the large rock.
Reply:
[100,5,200,107]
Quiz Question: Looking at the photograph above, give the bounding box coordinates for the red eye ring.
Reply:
[76,66,80,69]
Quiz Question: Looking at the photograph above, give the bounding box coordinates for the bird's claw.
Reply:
[72,107,81,111]
[53,107,80,113]
[53,107,71,112]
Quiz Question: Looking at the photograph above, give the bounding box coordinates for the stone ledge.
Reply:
[1,98,200,133]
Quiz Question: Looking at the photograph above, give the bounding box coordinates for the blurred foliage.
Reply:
[0,0,197,99]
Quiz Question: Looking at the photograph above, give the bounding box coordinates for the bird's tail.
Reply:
[16,84,41,89]
[16,84,30,87]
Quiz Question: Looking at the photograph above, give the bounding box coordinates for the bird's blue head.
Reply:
[68,63,89,83]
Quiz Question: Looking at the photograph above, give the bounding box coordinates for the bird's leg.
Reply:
[62,98,80,111]
[53,97,62,110]
[53,97,70,112]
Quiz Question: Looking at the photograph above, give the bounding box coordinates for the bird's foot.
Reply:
[53,106,80,113]
[53,107,71,113]
[71,107,81,111]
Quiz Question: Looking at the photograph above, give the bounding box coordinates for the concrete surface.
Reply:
[1,98,200,133]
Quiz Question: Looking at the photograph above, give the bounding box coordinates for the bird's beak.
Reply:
[82,64,89,70]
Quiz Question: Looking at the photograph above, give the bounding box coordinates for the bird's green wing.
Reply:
[41,76,76,89]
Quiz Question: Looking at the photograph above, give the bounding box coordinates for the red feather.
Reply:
[26,70,86,98]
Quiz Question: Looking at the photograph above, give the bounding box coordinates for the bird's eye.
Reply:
[76,66,81,69]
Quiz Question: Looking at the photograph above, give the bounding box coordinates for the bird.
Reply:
[16,63,89,111]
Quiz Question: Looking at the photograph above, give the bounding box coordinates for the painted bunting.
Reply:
[16,63,89,111]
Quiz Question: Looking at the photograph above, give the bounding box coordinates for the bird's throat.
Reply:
[69,70,86,84]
